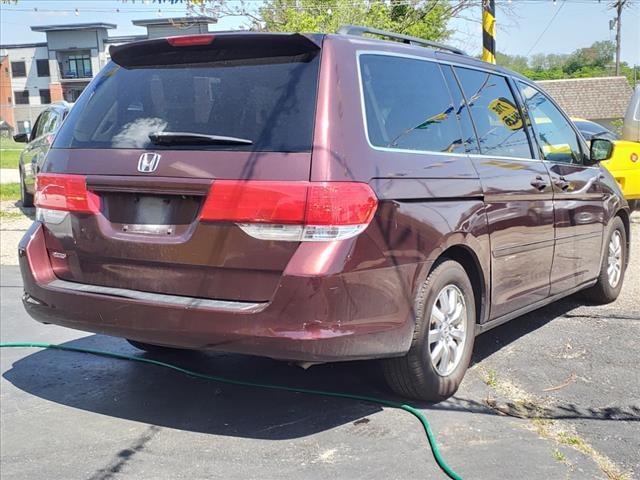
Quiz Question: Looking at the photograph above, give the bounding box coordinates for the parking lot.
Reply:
[0,209,638,479]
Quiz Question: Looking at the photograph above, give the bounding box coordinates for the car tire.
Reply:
[126,339,188,354]
[382,259,476,402]
[583,216,627,304]
[19,167,34,208]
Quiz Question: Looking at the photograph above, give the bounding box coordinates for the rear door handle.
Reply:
[530,175,548,191]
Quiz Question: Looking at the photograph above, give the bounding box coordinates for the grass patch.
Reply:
[483,369,498,388]
[0,136,23,150]
[0,182,21,201]
[0,136,23,169]
[0,148,21,169]
[552,449,567,463]
[0,210,23,220]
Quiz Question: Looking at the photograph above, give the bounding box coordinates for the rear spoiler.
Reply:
[109,32,322,69]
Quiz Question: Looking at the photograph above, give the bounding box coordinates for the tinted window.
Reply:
[55,56,320,152]
[14,90,29,105]
[517,82,582,164]
[31,111,50,140]
[440,65,480,154]
[36,59,50,77]
[360,55,464,154]
[454,68,532,159]
[11,61,26,77]
[39,89,51,104]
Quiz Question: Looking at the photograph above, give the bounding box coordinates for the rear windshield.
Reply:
[54,55,320,152]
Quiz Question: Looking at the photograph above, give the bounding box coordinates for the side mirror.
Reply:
[589,138,614,164]
[13,133,28,143]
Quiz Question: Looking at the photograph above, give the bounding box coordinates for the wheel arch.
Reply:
[431,244,487,327]
[615,208,631,269]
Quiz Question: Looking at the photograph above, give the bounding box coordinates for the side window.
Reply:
[359,55,465,154]
[30,112,49,141]
[517,82,582,164]
[43,111,59,135]
[454,67,532,159]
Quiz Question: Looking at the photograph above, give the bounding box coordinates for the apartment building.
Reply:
[0,17,216,134]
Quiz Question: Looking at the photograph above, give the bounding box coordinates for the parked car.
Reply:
[572,118,640,211]
[19,27,630,402]
[13,101,73,207]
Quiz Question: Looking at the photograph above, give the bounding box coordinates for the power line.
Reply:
[525,0,566,55]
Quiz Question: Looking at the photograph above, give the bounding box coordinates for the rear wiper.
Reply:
[148,132,253,146]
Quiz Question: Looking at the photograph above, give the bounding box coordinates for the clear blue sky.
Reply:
[1,0,639,66]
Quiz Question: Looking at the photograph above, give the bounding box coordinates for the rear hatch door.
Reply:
[40,33,322,302]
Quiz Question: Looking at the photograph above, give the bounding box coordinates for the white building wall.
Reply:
[0,46,50,105]
[0,45,50,132]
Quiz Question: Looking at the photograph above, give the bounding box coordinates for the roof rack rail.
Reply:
[337,25,466,55]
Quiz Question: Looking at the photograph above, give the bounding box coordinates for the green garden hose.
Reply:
[0,342,463,480]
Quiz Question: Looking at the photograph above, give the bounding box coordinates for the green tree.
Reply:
[256,0,454,41]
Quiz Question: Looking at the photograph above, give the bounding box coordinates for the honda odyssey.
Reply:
[19,26,630,402]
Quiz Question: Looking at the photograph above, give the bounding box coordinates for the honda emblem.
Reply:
[137,152,161,173]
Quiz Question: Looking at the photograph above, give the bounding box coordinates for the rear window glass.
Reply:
[359,54,465,154]
[54,55,320,152]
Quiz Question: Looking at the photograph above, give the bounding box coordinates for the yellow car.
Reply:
[573,118,640,210]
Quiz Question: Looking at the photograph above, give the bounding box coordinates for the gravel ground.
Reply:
[0,201,34,265]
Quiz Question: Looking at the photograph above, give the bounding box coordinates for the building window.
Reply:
[39,89,51,104]
[65,55,92,78]
[14,90,30,105]
[11,61,26,77]
[36,59,50,77]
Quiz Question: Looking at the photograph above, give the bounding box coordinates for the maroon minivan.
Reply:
[19,26,630,401]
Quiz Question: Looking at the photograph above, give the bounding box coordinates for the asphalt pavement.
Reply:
[1,217,639,479]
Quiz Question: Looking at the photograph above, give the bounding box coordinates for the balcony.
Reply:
[56,51,93,82]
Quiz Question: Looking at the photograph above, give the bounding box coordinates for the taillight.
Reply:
[35,173,100,220]
[166,34,215,47]
[200,181,378,241]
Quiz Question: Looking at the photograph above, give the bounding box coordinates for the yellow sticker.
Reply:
[489,97,523,131]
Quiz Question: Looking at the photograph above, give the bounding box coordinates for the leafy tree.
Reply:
[496,40,637,86]
[256,0,454,41]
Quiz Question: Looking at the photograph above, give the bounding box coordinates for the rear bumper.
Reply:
[19,222,419,362]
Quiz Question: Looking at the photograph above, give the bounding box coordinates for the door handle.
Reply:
[530,175,548,191]
[554,177,570,191]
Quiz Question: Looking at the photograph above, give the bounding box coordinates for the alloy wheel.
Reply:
[607,230,623,288]
[429,284,467,376]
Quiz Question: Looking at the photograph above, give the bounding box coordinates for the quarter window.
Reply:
[454,67,532,159]
[517,82,582,164]
[359,55,465,154]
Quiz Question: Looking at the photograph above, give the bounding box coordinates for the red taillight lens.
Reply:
[201,181,307,224]
[201,181,377,227]
[166,34,215,47]
[35,173,100,213]
[306,183,378,225]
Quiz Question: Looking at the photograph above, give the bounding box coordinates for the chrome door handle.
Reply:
[530,175,548,191]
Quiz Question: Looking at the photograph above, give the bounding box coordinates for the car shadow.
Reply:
[16,201,35,220]
[4,293,635,439]
[472,294,585,365]
[2,334,400,440]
